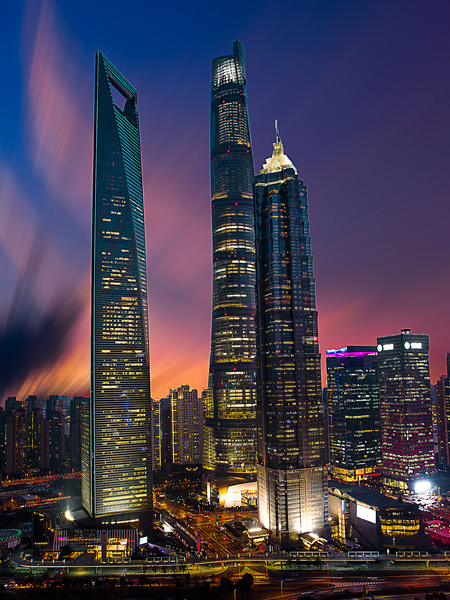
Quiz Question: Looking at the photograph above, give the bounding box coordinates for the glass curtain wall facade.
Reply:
[255,131,328,539]
[205,41,257,475]
[377,329,435,488]
[82,52,152,520]
[326,346,381,482]
[435,355,450,466]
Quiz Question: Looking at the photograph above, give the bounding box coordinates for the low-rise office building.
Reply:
[328,481,432,552]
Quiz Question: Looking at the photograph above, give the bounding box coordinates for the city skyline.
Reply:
[1,1,450,401]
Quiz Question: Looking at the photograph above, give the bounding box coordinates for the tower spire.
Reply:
[260,120,297,174]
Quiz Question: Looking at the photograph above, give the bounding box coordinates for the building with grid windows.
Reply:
[81,52,152,525]
[326,346,381,482]
[204,40,257,476]
[435,354,450,467]
[255,129,328,540]
[151,398,161,472]
[377,329,435,489]
[171,386,203,467]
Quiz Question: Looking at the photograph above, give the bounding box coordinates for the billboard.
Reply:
[356,504,376,524]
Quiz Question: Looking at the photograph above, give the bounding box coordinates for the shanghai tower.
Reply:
[255,128,328,539]
[82,52,152,523]
[204,41,257,475]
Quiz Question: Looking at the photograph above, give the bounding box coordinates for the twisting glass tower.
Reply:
[82,52,152,522]
[204,41,257,475]
[255,127,328,539]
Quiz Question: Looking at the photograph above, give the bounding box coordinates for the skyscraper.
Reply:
[151,398,161,472]
[81,52,152,523]
[27,407,47,472]
[6,408,27,476]
[435,354,450,466]
[47,410,65,473]
[377,329,435,488]
[204,40,257,476]
[326,346,381,482]
[171,385,203,467]
[255,129,328,539]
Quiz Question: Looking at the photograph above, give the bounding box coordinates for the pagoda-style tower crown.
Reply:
[260,120,297,175]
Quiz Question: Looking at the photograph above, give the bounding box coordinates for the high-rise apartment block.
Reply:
[326,346,381,482]
[47,411,65,473]
[171,386,203,467]
[255,130,328,539]
[27,407,48,472]
[151,398,161,471]
[82,52,152,523]
[6,408,27,476]
[69,397,83,468]
[205,40,257,476]
[160,395,172,471]
[377,329,435,488]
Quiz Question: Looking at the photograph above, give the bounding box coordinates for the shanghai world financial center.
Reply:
[82,52,152,522]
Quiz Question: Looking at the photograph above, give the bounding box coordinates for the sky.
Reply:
[0,0,449,400]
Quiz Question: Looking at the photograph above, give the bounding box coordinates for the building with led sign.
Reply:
[53,524,138,561]
[0,529,21,558]
[326,346,381,482]
[205,40,257,476]
[82,52,152,525]
[328,481,432,551]
[254,127,328,541]
[377,329,435,489]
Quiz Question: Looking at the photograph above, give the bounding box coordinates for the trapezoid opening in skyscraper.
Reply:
[82,52,152,527]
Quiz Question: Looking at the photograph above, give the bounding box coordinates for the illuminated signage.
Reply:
[356,504,376,524]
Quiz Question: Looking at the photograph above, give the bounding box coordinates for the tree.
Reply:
[58,545,72,560]
[219,576,234,598]
[235,573,254,597]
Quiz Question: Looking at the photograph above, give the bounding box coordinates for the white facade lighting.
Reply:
[413,479,431,494]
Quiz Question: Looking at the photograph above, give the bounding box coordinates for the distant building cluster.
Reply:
[0,395,84,478]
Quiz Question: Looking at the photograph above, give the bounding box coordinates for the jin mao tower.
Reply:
[204,41,257,475]
[255,128,328,538]
[82,53,152,522]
